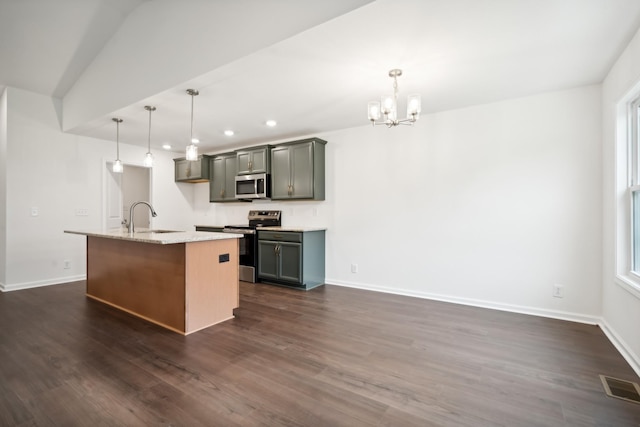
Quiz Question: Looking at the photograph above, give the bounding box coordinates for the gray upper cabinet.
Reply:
[174,155,211,183]
[209,153,237,202]
[236,146,271,175]
[271,138,326,200]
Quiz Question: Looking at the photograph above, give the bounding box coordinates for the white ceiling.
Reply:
[2,0,640,154]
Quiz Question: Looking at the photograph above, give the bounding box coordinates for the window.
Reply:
[631,99,640,276]
[616,90,640,298]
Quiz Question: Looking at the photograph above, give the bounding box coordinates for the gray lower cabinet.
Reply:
[257,230,325,289]
[271,138,326,200]
[209,153,237,202]
[174,155,211,183]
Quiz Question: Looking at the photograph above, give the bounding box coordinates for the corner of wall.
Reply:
[0,88,7,286]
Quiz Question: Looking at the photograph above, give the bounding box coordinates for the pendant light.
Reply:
[143,105,156,167]
[112,118,123,173]
[185,89,199,161]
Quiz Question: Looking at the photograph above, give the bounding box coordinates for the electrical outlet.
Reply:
[75,208,89,216]
[351,263,358,273]
[553,284,564,298]
[31,207,38,217]
[63,260,71,269]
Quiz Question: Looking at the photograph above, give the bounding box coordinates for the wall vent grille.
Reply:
[600,375,640,404]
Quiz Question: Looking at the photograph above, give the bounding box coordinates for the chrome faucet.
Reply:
[128,201,157,233]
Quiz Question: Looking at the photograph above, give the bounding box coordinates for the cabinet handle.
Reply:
[220,188,224,198]
[249,160,252,171]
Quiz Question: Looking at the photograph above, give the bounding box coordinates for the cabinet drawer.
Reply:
[258,231,302,243]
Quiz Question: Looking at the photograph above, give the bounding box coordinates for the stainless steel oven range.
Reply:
[223,210,281,283]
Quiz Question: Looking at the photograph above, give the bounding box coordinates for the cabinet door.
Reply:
[237,148,268,175]
[175,156,210,182]
[176,159,202,181]
[249,149,267,174]
[258,240,279,280]
[223,155,237,200]
[290,142,314,199]
[210,157,227,201]
[271,146,292,199]
[236,151,252,175]
[279,242,302,284]
[210,154,237,202]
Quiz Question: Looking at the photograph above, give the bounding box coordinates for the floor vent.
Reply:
[600,375,640,404]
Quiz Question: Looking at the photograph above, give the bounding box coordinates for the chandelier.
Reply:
[367,69,421,127]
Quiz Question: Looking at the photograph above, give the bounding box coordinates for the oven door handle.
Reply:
[223,228,256,234]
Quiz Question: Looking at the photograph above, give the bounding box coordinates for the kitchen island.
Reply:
[65,229,242,335]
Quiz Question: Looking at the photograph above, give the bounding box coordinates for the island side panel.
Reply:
[184,238,239,334]
[86,236,186,333]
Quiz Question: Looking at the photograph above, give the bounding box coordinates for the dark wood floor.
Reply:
[1,281,640,426]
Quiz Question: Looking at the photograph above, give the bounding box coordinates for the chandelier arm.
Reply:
[396,117,416,125]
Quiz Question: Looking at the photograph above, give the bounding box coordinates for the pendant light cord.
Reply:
[116,120,120,159]
[190,92,194,142]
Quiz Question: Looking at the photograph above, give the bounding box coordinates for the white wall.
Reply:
[0,88,7,285]
[122,165,151,229]
[2,87,194,291]
[602,26,640,374]
[195,85,603,321]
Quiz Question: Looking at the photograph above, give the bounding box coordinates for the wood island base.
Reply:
[86,236,239,335]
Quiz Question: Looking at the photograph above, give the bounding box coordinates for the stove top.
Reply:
[225,210,281,229]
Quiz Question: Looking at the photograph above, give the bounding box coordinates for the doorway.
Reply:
[105,162,152,230]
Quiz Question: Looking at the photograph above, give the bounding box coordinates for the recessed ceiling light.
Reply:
[162,144,172,150]
[191,138,200,144]
[266,120,277,127]
[224,130,234,136]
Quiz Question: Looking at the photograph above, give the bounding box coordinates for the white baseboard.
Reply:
[598,319,640,377]
[0,274,86,292]
[325,278,600,324]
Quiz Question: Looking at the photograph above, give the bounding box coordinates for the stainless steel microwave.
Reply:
[235,173,270,199]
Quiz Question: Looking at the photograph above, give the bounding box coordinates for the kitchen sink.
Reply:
[137,229,182,234]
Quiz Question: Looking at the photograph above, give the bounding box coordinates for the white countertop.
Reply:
[64,228,243,245]
[195,225,327,232]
